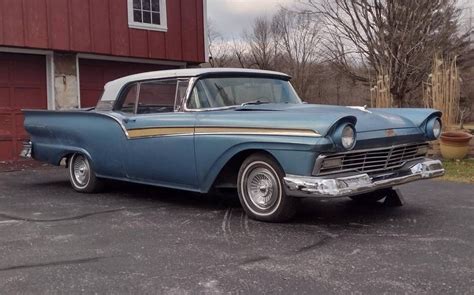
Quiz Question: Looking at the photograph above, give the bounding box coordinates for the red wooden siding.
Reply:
[166,0,183,61]
[0,53,47,162]
[0,0,205,63]
[25,0,48,48]
[3,0,24,47]
[48,0,70,50]
[79,59,175,108]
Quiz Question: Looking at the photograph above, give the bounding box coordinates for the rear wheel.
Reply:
[237,153,297,222]
[68,153,103,193]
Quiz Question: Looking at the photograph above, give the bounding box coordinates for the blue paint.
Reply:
[24,103,441,194]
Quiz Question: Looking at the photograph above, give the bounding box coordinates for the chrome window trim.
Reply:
[118,78,190,115]
[182,76,303,112]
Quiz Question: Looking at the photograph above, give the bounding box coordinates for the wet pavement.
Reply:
[0,167,473,294]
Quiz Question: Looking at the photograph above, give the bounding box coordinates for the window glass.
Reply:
[118,83,138,113]
[137,79,177,114]
[132,0,162,26]
[175,79,190,111]
[187,77,301,109]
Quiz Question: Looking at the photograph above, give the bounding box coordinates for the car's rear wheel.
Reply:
[237,153,297,222]
[68,153,103,193]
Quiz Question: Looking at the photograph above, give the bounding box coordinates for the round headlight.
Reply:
[426,117,442,140]
[341,124,356,150]
[432,118,441,138]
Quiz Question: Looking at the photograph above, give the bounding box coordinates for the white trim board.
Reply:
[77,53,186,68]
[203,0,209,63]
[75,54,81,109]
[0,46,53,56]
[46,54,55,110]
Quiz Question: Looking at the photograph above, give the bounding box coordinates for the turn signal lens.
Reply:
[322,158,343,169]
[417,146,429,156]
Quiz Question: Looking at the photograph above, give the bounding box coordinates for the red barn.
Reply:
[0,0,207,164]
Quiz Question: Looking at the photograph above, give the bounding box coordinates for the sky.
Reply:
[207,0,295,39]
[207,0,473,39]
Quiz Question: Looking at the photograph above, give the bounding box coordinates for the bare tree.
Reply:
[273,8,322,99]
[231,38,250,68]
[245,17,278,70]
[302,0,469,107]
[207,20,231,68]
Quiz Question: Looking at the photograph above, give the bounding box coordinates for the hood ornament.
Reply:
[347,105,372,113]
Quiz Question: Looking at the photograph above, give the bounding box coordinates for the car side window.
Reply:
[118,83,139,114]
[137,79,177,114]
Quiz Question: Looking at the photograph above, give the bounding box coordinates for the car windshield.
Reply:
[187,77,302,109]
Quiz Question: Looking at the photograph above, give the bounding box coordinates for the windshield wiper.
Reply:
[240,100,271,107]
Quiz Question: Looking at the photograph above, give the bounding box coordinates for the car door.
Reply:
[116,78,198,190]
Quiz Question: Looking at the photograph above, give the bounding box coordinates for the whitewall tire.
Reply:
[237,153,297,222]
[68,153,103,193]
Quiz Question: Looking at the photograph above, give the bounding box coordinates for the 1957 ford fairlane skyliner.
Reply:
[22,68,445,222]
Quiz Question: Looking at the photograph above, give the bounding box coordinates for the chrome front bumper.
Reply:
[284,159,444,198]
[20,141,32,158]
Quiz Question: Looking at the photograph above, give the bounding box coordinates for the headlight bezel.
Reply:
[426,117,442,140]
[334,123,357,151]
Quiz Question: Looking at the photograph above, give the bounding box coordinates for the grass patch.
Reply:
[441,159,474,184]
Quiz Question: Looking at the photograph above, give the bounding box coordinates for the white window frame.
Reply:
[127,0,168,32]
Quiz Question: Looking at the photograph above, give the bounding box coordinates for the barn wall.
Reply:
[0,0,205,64]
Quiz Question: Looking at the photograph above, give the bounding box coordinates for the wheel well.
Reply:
[212,149,278,189]
[61,153,75,168]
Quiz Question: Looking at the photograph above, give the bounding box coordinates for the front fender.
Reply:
[374,108,442,128]
[195,135,323,193]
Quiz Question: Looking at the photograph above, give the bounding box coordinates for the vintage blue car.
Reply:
[22,68,444,222]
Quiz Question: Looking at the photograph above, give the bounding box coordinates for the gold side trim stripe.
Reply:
[195,127,319,137]
[127,126,320,139]
[128,127,194,138]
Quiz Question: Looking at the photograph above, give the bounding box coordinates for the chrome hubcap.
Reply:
[73,155,90,186]
[246,167,278,210]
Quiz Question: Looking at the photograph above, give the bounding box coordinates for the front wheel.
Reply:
[237,153,297,222]
[68,153,103,193]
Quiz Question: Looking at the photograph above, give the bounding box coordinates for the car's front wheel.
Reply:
[237,153,297,222]
[68,153,103,193]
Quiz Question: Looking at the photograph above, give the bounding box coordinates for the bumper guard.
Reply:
[20,141,32,158]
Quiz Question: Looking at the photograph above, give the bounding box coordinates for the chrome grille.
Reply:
[315,143,429,176]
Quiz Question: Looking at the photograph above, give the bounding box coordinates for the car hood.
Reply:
[196,103,437,136]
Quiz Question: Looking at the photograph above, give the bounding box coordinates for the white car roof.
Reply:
[101,68,290,101]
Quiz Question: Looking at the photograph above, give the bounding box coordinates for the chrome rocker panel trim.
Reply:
[284,159,444,198]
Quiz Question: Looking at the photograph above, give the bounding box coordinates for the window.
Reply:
[117,79,190,114]
[119,83,139,113]
[137,79,177,114]
[128,0,167,32]
[187,77,301,109]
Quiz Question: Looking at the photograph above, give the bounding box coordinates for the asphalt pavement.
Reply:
[0,167,473,294]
